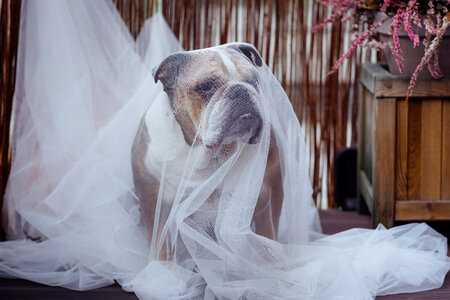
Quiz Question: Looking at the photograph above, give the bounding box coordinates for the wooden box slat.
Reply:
[373,98,396,228]
[375,78,450,98]
[417,99,442,200]
[360,63,450,98]
[396,200,450,221]
[362,88,375,183]
[395,101,408,201]
[406,100,422,200]
[443,101,450,200]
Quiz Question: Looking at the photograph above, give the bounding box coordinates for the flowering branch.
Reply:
[328,22,383,75]
[314,0,450,95]
[408,11,450,97]
[390,10,405,73]
[404,0,420,46]
[312,7,347,32]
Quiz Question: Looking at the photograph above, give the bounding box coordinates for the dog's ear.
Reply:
[228,43,263,67]
[153,53,190,95]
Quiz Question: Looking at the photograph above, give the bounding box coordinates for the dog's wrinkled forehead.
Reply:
[153,43,263,93]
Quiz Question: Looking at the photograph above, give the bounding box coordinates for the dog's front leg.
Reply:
[132,120,174,261]
[253,137,283,241]
[253,181,283,240]
[138,181,174,261]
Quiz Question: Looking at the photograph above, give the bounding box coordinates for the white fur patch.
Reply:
[217,49,238,77]
[143,92,206,204]
[201,98,228,147]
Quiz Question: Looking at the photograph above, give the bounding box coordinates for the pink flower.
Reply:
[428,51,443,78]
[314,0,450,95]
[424,17,439,34]
[408,11,450,97]
[312,7,347,32]
[390,10,405,74]
[403,0,420,46]
[328,22,382,75]
[381,0,407,12]
[380,0,392,12]
[341,12,357,23]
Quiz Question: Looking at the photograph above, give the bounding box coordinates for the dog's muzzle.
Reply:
[205,83,263,150]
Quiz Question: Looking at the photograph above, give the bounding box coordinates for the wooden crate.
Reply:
[357,63,450,228]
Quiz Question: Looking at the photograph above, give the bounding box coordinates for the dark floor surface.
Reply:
[0,210,448,299]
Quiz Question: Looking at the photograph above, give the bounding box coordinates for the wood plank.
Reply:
[375,78,450,98]
[395,100,408,200]
[373,98,396,228]
[443,101,450,200]
[419,99,442,200]
[363,88,374,183]
[395,200,450,221]
[407,100,422,200]
[360,63,391,94]
[357,84,367,214]
[361,64,450,98]
[359,170,373,214]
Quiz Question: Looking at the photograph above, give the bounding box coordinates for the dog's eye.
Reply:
[199,81,214,92]
[195,81,217,99]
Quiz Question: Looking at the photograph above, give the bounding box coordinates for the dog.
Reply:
[131,43,283,260]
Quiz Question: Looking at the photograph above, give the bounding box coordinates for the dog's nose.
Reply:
[239,113,252,120]
[227,84,251,103]
[227,108,262,143]
[223,84,263,145]
[236,112,258,128]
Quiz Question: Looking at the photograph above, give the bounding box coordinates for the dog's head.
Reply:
[153,43,264,151]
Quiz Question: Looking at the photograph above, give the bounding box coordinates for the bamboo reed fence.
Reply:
[1,0,22,240]
[0,0,377,239]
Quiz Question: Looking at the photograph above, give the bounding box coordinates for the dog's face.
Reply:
[153,44,264,152]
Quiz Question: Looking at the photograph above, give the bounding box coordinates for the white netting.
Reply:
[0,1,448,299]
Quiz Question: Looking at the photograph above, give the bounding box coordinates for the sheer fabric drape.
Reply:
[0,1,448,299]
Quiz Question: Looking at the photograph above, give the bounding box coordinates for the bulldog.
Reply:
[131,43,283,260]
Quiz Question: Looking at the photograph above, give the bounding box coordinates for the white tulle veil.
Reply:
[1,1,449,299]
